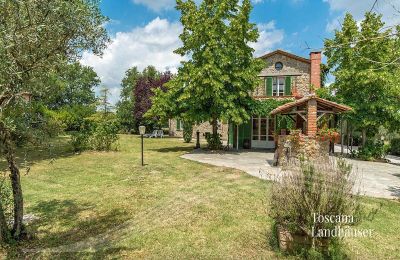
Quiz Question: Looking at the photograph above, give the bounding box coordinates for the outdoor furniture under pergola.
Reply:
[270,94,352,138]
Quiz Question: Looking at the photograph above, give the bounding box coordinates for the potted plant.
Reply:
[317,128,339,143]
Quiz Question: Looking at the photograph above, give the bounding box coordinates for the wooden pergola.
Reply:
[270,94,352,137]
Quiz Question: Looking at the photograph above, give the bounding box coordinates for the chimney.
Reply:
[310,51,321,90]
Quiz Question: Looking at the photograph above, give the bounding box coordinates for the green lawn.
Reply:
[1,135,400,259]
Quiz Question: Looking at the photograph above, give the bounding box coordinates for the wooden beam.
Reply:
[287,115,296,122]
[316,110,336,114]
[295,111,307,122]
[317,112,326,122]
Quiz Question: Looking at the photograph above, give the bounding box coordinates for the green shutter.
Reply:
[237,120,252,148]
[238,125,243,147]
[177,119,181,130]
[243,120,252,139]
[266,77,273,96]
[228,123,234,146]
[285,76,292,96]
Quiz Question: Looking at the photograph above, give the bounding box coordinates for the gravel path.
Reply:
[182,149,400,199]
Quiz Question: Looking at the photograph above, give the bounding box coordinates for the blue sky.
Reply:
[80,0,400,104]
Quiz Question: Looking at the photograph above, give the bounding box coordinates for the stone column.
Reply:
[307,99,317,137]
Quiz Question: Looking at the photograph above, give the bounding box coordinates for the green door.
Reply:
[238,120,252,148]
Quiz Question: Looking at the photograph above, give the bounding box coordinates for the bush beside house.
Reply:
[182,123,193,143]
[390,138,400,156]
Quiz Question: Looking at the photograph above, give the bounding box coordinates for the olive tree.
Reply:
[0,0,108,241]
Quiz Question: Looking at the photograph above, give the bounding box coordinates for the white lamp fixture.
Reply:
[139,126,146,135]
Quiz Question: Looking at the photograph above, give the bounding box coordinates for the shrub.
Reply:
[70,131,91,152]
[69,121,93,152]
[0,177,13,227]
[355,140,388,160]
[183,123,193,143]
[390,138,400,155]
[270,158,362,256]
[205,133,222,150]
[89,120,119,151]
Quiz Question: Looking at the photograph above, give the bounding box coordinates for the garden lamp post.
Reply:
[139,125,146,166]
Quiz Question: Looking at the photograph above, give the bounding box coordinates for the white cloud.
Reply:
[250,21,285,57]
[132,0,264,12]
[132,0,175,12]
[81,17,284,104]
[324,0,400,32]
[80,17,183,104]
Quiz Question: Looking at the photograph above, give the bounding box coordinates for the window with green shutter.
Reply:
[285,76,292,96]
[265,77,273,96]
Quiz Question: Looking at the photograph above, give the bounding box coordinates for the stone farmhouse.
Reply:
[168,49,351,149]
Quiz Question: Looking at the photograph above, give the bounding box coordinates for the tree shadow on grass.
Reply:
[0,136,77,172]
[7,199,131,259]
[150,146,194,153]
[388,186,400,198]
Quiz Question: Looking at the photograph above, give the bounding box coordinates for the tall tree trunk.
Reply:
[211,117,218,136]
[361,129,367,147]
[0,124,25,240]
[0,199,10,243]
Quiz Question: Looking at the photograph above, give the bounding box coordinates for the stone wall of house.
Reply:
[169,119,229,141]
[169,119,182,137]
[276,132,329,166]
[253,53,311,97]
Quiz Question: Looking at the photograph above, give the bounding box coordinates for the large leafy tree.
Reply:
[149,0,263,137]
[116,67,140,133]
[98,86,113,115]
[117,66,172,132]
[324,12,400,145]
[43,62,99,131]
[45,62,99,110]
[0,0,108,241]
[134,67,171,129]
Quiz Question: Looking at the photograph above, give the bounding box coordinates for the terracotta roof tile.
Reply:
[258,49,311,64]
[270,95,352,115]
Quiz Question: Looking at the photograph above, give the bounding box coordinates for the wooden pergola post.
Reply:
[340,117,344,155]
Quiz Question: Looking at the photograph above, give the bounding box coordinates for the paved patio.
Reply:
[181,149,400,199]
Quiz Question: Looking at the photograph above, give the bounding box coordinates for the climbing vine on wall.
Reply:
[250,99,293,116]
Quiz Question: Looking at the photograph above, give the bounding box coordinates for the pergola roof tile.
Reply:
[270,95,352,115]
